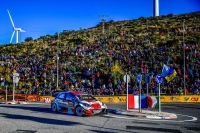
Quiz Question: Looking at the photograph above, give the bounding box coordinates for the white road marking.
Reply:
[176,114,198,122]
[28,102,49,104]
[104,114,197,122]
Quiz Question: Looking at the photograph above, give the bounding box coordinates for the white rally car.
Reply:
[51,91,107,116]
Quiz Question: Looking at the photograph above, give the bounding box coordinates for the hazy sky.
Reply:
[0,0,200,44]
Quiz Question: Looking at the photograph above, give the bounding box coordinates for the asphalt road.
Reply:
[0,103,199,133]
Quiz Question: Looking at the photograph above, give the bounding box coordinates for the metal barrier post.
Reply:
[6,85,8,103]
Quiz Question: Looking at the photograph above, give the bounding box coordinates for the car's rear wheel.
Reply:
[51,103,57,112]
[75,106,83,116]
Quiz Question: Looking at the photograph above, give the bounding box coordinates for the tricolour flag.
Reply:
[147,96,158,108]
[128,95,148,109]
[161,64,177,82]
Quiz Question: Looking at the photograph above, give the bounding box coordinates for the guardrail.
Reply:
[94,95,200,103]
[0,94,200,103]
[0,94,54,102]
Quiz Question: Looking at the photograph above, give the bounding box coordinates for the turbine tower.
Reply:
[153,0,159,17]
[7,10,25,44]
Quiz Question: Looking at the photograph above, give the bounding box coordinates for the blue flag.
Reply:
[161,64,177,82]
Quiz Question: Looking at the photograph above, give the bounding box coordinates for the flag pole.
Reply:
[156,74,162,113]
[139,81,142,113]
[126,73,128,111]
[5,79,8,104]
[158,83,161,113]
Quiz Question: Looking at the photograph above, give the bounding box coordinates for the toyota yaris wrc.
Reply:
[51,91,107,116]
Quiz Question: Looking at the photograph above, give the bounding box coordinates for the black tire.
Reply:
[75,106,83,116]
[99,109,108,115]
[103,109,108,114]
[51,103,58,112]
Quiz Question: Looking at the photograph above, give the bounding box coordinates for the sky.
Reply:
[0,0,200,44]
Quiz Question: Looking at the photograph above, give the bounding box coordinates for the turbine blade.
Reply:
[10,31,15,43]
[7,9,15,28]
[20,29,26,32]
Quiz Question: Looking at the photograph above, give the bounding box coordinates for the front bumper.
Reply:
[92,109,103,114]
[83,108,107,115]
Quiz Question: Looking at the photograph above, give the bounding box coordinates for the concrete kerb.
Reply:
[109,109,177,119]
[0,101,51,105]
[0,101,29,104]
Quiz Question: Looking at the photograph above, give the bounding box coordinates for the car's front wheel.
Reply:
[51,103,58,112]
[75,106,83,116]
[102,108,108,114]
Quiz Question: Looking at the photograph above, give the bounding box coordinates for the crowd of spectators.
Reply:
[0,19,200,96]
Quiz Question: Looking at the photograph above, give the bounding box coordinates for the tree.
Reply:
[108,20,115,23]
[167,13,173,17]
[110,60,124,80]
[25,37,33,42]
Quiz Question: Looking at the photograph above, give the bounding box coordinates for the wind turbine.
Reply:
[7,9,25,44]
[153,0,159,17]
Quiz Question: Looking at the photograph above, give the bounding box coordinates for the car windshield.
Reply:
[76,94,96,101]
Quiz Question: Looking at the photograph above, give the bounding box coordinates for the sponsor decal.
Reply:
[68,102,74,106]
[0,96,5,100]
[169,96,180,102]
[184,97,199,102]
[117,97,126,102]
[190,97,198,102]
[184,97,190,102]
[160,96,165,100]
[107,97,114,102]
[96,97,103,102]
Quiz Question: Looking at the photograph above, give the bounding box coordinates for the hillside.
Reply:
[0,11,200,94]
[1,12,200,54]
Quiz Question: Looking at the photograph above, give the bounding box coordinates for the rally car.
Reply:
[51,91,107,116]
